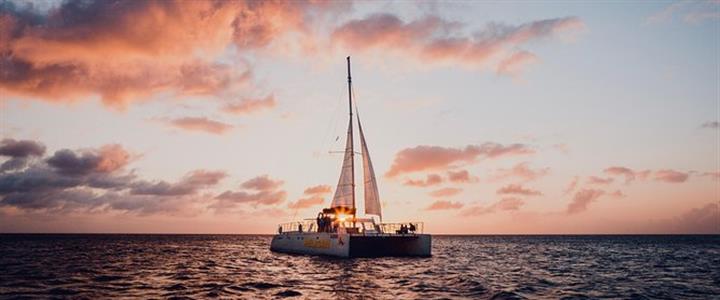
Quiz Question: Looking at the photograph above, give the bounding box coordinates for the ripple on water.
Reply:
[0,235,718,299]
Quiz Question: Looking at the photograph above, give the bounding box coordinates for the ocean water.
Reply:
[0,235,718,299]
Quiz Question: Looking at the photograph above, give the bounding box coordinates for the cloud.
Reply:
[647,1,720,25]
[222,94,276,115]
[403,174,443,187]
[212,175,286,210]
[490,162,549,182]
[332,13,584,74]
[429,187,462,197]
[604,166,690,184]
[447,170,478,183]
[701,121,719,129]
[566,189,605,214]
[0,0,345,108]
[166,117,233,135]
[0,140,230,215]
[701,171,720,180]
[386,142,534,177]
[496,184,542,196]
[653,169,689,183]
[288,184,332,209]
[496,50,539,77]
[604,166,650,184]
[288,196,324,209]
[460,197,524,217]
[0,139,46,158]
[303,184,332,195]
[130,170,226,196]
[670,203,720,234]
[609,190,626,198]
[241,175,284,191]
[425,200,463,211]
[563,176,579,195]
[46,144,131,176]
[586,176,614,185]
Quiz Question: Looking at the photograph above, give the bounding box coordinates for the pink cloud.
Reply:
[222,94,277,115]
[586,176,614,185]
[429,187,463,198]
[167,117,233,135]
[386,143,534,177]
[288,184,332,209]
[447,170,478,183]
[497,184,542,196]
[496,50,539,76]
[701,171,720,180]
[332,13,583,73]
[566,189,605,214]
[403,174,443,187]
[460,197,524,217]
[303,184,332,195]
[653,169,689,183]
[288,196,324,209]
[490,162,549,182]
[604,166,650,184]
[425,200,464,211]
[241,175,284,191]
[0,1,345,108]
[563,176,579,195]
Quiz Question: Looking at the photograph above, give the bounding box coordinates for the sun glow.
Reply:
[337,214,348,222]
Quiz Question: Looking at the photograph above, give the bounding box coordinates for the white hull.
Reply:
[270,232,431,258]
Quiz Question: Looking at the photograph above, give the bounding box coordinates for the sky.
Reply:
[0,0,718,234]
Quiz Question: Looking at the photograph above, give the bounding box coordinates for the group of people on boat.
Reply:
[396,223,416,234]
[316,214,338,233]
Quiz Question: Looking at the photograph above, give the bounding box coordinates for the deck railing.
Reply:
[276,221,424,235]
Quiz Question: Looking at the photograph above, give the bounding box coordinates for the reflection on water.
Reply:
[1,234,718,299]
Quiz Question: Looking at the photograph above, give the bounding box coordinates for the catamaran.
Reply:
[270,57,431,258]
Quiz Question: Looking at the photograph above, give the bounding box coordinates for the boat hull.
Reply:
[270,233,431,258]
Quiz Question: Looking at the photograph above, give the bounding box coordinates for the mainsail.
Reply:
[358,118,382,220]
[331,119,354,208]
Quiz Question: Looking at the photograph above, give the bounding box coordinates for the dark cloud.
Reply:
[130,170,226,196]
[0,138,45,158]
[211,175,287,210]
[701,121,719,129]
[0,139,226,216]
[45,144,130,176]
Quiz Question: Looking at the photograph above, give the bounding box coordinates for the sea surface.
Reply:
[0,235,718,299]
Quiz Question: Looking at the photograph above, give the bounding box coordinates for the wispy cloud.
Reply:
[460,197,524,217]
[429,187,463,198]
[403,174,443,187]
[332,13,584,74]
[386,143,534,177]
[165,117,233,135]
[425,200,464,211]
[222,94,277,115]
[566,189,605,214]
[496,184,542,196]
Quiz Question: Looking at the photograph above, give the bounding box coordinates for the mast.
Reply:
[346,56,356,219]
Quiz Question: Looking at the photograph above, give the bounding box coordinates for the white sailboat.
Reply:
[270,57,431,258]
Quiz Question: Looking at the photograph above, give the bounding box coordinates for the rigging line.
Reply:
[317,81,345,159]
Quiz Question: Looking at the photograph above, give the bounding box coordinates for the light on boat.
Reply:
[337,213,348,222]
